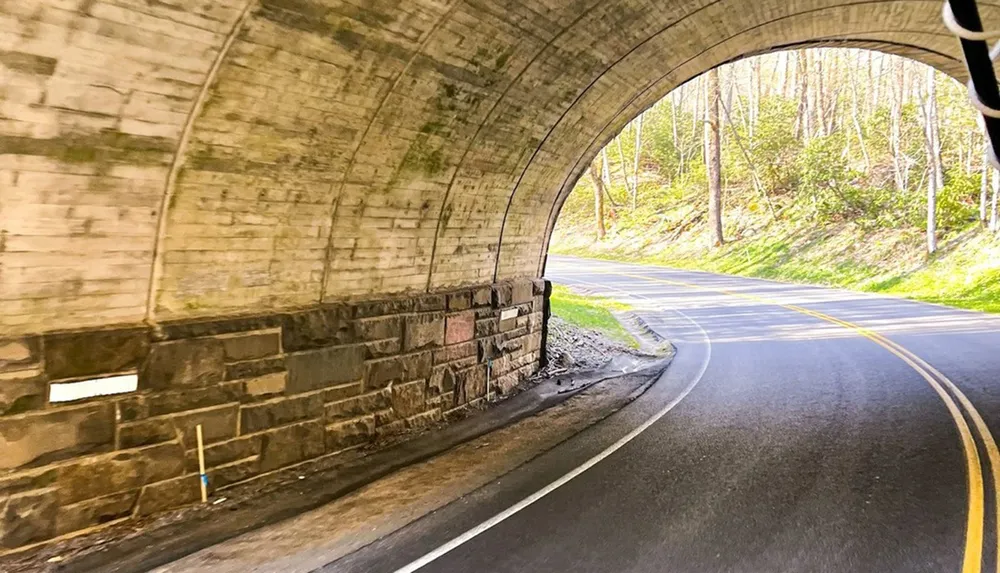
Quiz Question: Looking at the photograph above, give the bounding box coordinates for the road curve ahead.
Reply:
[328,256,1000,573]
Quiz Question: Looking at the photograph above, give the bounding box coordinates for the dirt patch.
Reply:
[544,316,642,371]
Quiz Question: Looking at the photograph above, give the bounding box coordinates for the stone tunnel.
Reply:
[0,0,978,551]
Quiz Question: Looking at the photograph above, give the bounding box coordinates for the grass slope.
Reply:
[553,204,1000,314]
[549,285,639,347]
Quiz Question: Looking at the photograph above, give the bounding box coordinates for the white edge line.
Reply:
[392,275,711,573]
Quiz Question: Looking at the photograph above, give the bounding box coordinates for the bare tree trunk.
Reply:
[615,134,633,200]
[920,66,941,255]
[632,112,643,209]
[981,139,990,224]
[795,50,810,141]
[850,51,870,172]
[992,168,999,232]
[601,147,612,191]
[588,160,607,240]
[706,67,724,247]
[890,58,906,192]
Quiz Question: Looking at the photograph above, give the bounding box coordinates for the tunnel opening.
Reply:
[0,0,994,554]
[545,47,994,305]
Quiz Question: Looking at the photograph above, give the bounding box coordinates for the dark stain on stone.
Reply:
[44,328,151,380]
[333,27,364,51]
[0,131,174,166]
[0,51,57,76]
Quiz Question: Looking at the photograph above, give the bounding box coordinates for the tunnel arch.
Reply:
[0,0,986,336]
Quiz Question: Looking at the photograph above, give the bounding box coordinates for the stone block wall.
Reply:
[0,279,547,553]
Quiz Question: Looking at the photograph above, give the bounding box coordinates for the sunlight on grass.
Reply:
[549,285,639,347]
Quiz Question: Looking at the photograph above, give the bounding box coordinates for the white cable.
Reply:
[943,1,1000,167]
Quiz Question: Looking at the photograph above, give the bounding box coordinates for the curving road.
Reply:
[325,255,1000,573]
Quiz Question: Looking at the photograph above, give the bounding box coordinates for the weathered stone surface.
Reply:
[45,329,149,380]
[135,476,201,517]
[403,315,445,352]
[532,278,547,296]
[433,340,477,365]
[240,392,323,434]
[364,357,402,390]
[403,352,433,381]
[208,457,260,490]
[285,345,365,394]
[0,403,114,469]
[499,316,518,332]
[472,287,493,307]
[243,371,287,397]
[57,442,186,505]
[323,381,362,403]
[138,382,242,419]
[56,490,137,535]
[405,409,441,430]
[445,312,475,345]
[0,467,58,497]
[258,421,325,472]
[414,294,447,312]
[354,316,402,341]
[282,306,354,351]
[511,280,534,305]
[159,315,283,341]
[491,283,513,308]
[392,380,427,418]
[447,291,472,310]
[325,415,375,452]
[140,338,225,391]
[325,390,389,422]
[221,332,280,362]
[186,435,261,472]
[475,318,499,338]
[353,298,413,319]
[0,374,46,416]
[0,488,57,549]
[364,338,402,359]
[0,337,39,373]
[119,405,238,449]
[225,356,285,380]
[454,365,487,405]
[429,366,456,395]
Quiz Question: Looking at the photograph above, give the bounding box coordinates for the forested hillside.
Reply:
[551,48,1000,312]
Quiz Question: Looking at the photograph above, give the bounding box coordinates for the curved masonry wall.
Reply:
[0,279,548,552]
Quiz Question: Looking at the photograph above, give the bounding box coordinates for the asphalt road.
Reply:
[325,256,1000,573]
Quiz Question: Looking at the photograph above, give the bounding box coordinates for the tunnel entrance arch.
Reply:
[0,0,987,552]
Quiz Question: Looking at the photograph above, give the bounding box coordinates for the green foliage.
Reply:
[549,285,638,347]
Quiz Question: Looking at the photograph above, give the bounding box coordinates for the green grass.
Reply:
[553,216,1000,315]
[549,285,639,347]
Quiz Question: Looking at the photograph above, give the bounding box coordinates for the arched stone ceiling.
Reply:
[0,0,982,335]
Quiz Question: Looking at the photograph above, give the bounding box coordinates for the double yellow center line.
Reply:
[609,270,1000,573]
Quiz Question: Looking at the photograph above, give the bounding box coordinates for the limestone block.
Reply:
[239,392,323,434]
[285,345,365,394]
[243,371,287,397]
[403,315,445,352]
[57,442,186,505]
[0,488,57,549]
[0,403,114,469]
[282,306,353,351]
[0,337,39,373]
[45,329,149,380]
[391,380,427,418]
[325,415,375,452]
[444,312,475,346]
[56,491,137,536]
[140,338,225,391]
[325,390,390,422]
[221,331,280,362]
[258,421,325,472]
